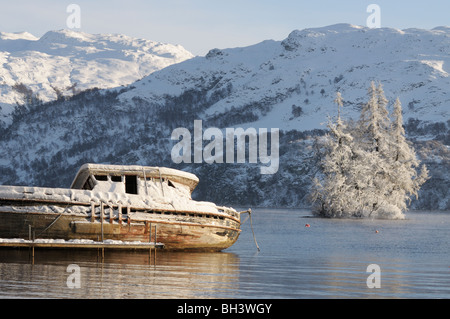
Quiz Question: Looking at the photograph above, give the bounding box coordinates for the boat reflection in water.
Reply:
[0,249,241,298]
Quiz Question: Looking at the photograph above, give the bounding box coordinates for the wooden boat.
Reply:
[0,164,248,251]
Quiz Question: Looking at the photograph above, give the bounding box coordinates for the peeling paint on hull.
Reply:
[0,164,244,251]
[0,206,241,251]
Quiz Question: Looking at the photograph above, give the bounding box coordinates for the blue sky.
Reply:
[1,0,449,55]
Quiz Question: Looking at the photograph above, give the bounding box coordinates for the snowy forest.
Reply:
[311,83,429,219]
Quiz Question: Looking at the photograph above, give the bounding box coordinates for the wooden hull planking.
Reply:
[0,201,241,251]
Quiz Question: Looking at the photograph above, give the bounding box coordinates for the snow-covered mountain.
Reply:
[119,23,449,131]
[0,29,194,124]
[0,24,448,210]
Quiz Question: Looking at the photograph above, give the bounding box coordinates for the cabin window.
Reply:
[125,175,138,194]
[82,176,95,190]
[111,175,122,182]
[94,175,108,181]
[168,180,176,188]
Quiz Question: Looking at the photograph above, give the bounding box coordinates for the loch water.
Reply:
[0,209,449,299]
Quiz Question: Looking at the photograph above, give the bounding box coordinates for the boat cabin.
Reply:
[70,164,199,197]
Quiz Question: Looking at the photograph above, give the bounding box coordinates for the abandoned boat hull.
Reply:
[0,163,244,251]
[0,209,241,251]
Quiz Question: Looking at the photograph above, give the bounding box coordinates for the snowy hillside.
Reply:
[119,24,449,130]
[0,24,448,210]
[0,29,194,124]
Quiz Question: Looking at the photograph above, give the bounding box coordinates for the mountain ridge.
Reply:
[0,29,194,125]
[118,23,449,132]
[0,24,448,210]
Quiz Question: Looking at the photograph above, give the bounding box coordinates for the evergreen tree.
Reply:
[311,92,355,217]
[387,98,429,212]
[358,82,391,154]
[311,83,429,219]
[357,83,395,216]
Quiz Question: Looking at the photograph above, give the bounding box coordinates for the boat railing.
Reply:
[89,201,129,225]
[87,201,241,225]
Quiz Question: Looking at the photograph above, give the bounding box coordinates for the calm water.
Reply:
[0,209,449,299]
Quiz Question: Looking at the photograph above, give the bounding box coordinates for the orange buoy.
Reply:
[305,224,310,228]
[375,230,379,233]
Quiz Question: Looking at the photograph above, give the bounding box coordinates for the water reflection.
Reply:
[0,249,241,298]
[0,210,449,298]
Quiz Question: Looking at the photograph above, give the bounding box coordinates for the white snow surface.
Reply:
[118,24,450,131]
[0,174,235,216]
[0,238,162,245]
[0,29,194,124]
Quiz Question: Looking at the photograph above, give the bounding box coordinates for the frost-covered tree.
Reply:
[386,97,429,213]
[311,92,357,217]
[354,83,397,217]
[357,82,391,155]
[311,83,429,219]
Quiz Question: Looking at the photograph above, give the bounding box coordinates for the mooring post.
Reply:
[28,224,32,262]
[127,206,131,228]
[149,223,152,242]
[149,223,153,261]
[101,202,104,242]
[109,205,114,224]
[91,202,95,222]
[154,225,157,266]
[32,230,35,264]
